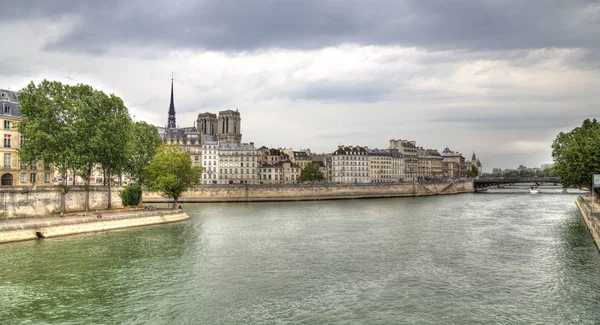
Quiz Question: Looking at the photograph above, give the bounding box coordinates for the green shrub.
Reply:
[120,185,141,206]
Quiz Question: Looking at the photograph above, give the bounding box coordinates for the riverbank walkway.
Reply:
[576,195,600,251]
[0,208,190,244]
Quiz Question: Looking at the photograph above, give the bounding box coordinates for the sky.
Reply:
[0,0,599,171]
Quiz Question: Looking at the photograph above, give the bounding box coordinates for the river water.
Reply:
[2,191,600,324]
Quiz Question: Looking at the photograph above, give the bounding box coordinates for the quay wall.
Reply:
[576,196,600,251]
[143,181,475,203]
[0,186,125,219]
[0,211,190,244]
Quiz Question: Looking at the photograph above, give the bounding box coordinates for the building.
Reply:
[417,148,443,180]
[282,149,312,170]
[441,147,466,179]
[258,160,301,184]
[389,139,418,182]
[331,146,370,184]
[368,148,404,183]
[201,138,219,184]
[0,88,54,186]
[258,147,290,165]
[218,142,259,184]
[541,163,555,170]
[155,77,257,185]
[470,151,483,177]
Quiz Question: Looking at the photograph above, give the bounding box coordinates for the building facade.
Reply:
[441,147,466,179]
[0,88,54,186]
[389,139,418,182]
[331,146,370,184]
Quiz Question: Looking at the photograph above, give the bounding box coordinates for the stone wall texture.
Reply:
[0,186,125,219]
[576,197,600,251]
[144,181,474,203]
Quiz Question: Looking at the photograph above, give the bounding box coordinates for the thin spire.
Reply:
[167,72,176,129]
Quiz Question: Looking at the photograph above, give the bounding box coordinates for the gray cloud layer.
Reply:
[1,0,599,170]
[4,0,600,54]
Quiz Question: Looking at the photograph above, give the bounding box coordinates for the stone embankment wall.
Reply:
[0,211,190,244]
[0,186,124,219]
[144,181,474,203]
[576,196,600,251]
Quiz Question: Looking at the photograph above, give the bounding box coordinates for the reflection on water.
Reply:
[1,193,600,324]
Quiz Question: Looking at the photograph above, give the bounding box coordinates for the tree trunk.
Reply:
[138,185,143,207]
[173,196,178,209]
[84,169,91,212]
[107,165,112,209]
[119,173,122,187]
[72,170,76,186]
[60,172,67,213]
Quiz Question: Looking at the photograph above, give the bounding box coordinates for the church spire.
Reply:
[167,73,176,129]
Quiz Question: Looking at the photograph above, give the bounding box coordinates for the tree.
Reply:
[18,80,77,213]
[467,165,479,178]
[145,145,202,208]
[92,92,132,209]
[124,121,163,205]
[552,119,600,191]
[299,163,325,183]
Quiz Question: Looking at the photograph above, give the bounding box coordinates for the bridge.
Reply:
[473,177,562,189]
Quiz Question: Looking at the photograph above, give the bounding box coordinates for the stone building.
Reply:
[331,146,370,184]
[368,149,404,183]
[470,151,483,177]
[441,147,466,178]
[417,148,443,180]
[282,149,312,170]
[156,78,256,185]
[0,88,54,186]
[201,138,219,184]
[258,160,301,184]
[218,142,259,184]
[389,139,418,182]
[258,147,290,165]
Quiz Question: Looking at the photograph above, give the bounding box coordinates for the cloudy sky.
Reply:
[1,0,599,171]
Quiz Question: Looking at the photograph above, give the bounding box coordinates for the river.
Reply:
[2,191,600,324]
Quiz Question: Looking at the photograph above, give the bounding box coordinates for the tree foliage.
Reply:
[467,164,478,178]
[299,163,325,183]
[18,79,133,211]
[145,145,202,208]
[126,121,163,186]
[120,185,142,206]
[552,119,600,189]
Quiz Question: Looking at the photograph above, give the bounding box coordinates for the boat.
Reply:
[530,186,539,194]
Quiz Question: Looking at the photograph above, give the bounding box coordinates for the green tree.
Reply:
[467,164,479,178]
[552,119,600,191]
[70,84,102,211]
[145,145,202,209]
[299,163,325,183]
[92,92,132,209]
[124,121,163,205]
[18,80,77,213]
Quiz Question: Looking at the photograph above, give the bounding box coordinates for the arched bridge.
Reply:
[474,177,562,189]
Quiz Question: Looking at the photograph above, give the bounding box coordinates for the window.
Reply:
[20,160,27,170]
[44,173,50,183]
[20,173,26,183]
[3,120,10,130]
[30,173,36,183]
[3,134,10,148]
[44,163,50,171]
[3,103,10,114]
[195,155,199,161]
[4,153,10,169]
[31,160,37,170]
[0,93,8,101]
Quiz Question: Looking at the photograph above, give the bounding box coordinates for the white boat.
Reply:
[530,186,539,194]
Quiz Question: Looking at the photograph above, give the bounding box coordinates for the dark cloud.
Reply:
[3,0,599,54]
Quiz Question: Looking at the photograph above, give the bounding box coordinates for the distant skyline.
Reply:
[1,0,598,171]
